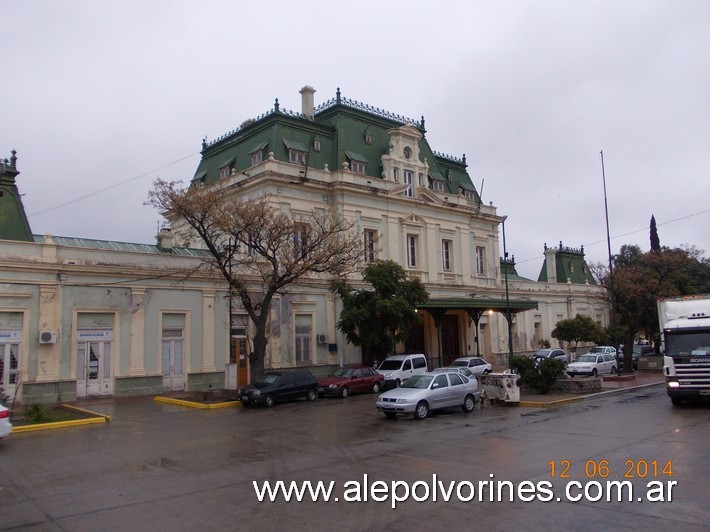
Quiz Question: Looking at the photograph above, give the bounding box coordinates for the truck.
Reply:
[658,295,710,405]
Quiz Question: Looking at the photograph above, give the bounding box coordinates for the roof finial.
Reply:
[336,87,341,103]
[462,153,466,166]
[10,149,17,169]
[274,98,280,112]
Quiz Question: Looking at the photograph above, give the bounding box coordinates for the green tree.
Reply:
[551,314,605,354]
[650,215,661,252]
[332,260,429,362]
[597,245,695,372]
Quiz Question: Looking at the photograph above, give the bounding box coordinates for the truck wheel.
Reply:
[414,401,429,420]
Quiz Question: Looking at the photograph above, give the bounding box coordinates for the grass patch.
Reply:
[12,404,104,426]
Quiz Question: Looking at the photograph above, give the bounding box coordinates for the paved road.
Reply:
[1,384,708,531]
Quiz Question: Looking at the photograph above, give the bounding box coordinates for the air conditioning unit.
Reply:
[317,334,328,344]
[39,331,58,344]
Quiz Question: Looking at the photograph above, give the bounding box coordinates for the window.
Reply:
[293,224,309,259]
[476,246,486,275]
[464,189,475,200]
[402,360,411,371]
[219,165,231,179]
[250,150,263,166]
[313,140,321,152]
[432,180,444,192]
[295,314,312,365]
[364,230,377,262]
[403,170,413,197]
[442,240,452,271]
[407,235,418,268]
[412,356,426,369]
[449,373,464,386]
[419,173,425,186]
[365,133,372,144]
[393,167,399,182]
[289,149,306,164]
[351,160,366,174]
[433,374,449,388]
[403,146,412,159]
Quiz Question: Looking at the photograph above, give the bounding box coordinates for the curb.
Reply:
[12,404,111,433]
[153,396,241,410]
[518,381,665,408]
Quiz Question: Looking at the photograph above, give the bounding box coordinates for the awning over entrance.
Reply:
[418,297,538,315]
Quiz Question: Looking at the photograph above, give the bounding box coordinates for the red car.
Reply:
[317,366,385,398]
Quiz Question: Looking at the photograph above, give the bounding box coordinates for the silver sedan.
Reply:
[376,372,480,420]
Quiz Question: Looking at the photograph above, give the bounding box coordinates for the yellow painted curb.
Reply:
[519,396,585,408]
[153,396,241,410]
[13,416,108,433]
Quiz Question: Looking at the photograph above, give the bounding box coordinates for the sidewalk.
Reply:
[517,371,665,407]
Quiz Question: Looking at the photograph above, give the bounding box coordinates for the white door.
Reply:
[162,329,184,391]
[0,341,20,401]
[77,341,112,397]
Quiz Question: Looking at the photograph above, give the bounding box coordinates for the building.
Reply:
[0,86,609,404]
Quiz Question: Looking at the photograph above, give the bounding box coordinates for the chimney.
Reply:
[299,85,316,120]
[157,227,174,251]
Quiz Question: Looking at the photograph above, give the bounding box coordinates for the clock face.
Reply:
[403,146,412,159]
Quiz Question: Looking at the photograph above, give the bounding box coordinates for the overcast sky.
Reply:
[2,0,708,279]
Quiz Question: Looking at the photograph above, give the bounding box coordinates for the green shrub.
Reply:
[511,356,565,394]
[25,404,51,423]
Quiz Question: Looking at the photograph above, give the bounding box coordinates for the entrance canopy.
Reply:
[418,297,538,317]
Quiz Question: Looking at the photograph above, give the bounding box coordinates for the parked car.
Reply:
[375,353,428,388]
[0,400,12,440]
[566,351,617,377]
[451,356,492,375]
[239,370,318,407]
[317,366,384,398]
[376,372,480,420]
[432,366,476,379]
[531,348,568,366]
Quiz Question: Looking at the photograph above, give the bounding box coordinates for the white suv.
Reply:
[376,353,428,388]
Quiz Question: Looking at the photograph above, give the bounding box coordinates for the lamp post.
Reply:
[501,216,514,367]
[600,151,620,375]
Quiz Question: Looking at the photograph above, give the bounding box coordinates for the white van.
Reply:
[376,353,428,388]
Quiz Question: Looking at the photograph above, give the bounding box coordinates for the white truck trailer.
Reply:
[658,295,710,405]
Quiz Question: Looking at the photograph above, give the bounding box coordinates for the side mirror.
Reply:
[432,383,439,389]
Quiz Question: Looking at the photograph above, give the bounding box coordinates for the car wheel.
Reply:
[610,366,616,375]
[395,379,402,388]
[413,401,429,420]
[384,412,397,420]
[306,388,318,402]
[371,382,381,394]
[462,394,475,413]
[339,386,349,399]
[264,395,275,408]
[592,368,598,377]
[483,369,491,374]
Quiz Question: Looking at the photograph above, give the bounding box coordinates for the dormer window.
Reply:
[345,151,368,175]
[365,133,372,145]
[463,189,475,200]
[313,140,321,152]
[432,180,444,192]
[284,139,308,165]
[249,141,268,167]
[218,156,236,179]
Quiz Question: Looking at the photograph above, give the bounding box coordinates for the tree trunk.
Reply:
[249,313,269,381]
[622,331,635,373]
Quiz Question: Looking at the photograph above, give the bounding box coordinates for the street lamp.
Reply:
[600,151,620,375]
[501,216,514,367]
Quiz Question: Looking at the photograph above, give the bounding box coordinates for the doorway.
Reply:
[77,330,113,397]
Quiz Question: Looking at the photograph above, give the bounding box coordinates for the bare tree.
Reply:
[147,179,365,379]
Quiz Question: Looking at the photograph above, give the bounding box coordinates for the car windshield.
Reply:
[577,355,596,362]
[589,347,606,354]
[451,360,468,367]
[254,373,280,385]
[533,350,551,357]
[402,375,434,389]
[331,368,353,378]
[378,360,403,370]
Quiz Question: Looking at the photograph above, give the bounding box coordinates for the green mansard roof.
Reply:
[191,87,481,202]
[0,150,33,242]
